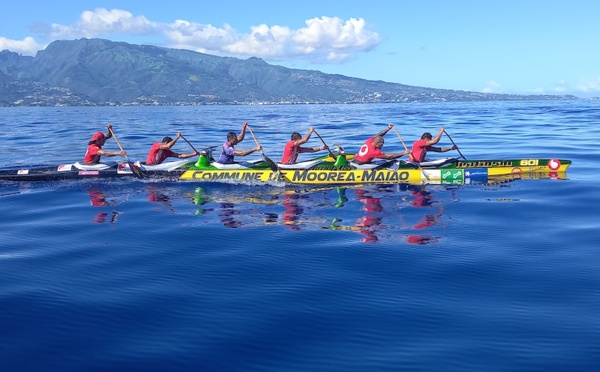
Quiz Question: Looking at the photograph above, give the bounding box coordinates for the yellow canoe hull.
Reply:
[180,165,570,185]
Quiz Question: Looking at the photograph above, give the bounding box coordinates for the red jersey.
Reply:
[146,142,175,165]
[409,139,431,162]
[281,140,300,164]
[354,137,384,163]
[84,144,102,164]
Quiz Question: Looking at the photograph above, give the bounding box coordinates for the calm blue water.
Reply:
[1,101,599,371]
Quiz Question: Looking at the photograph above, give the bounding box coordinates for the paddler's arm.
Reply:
[175,151,200,159]
[425,127,444,146]
[159,132,181,150]
[428,145,458,153]
[98,149,126,156]
[376,123,394,138]
[237,122,248,143]
[298,144,328,154]
[234,145,261,157]
[379,149,410,159]
[295,127,315,146]
[105,124,114,140]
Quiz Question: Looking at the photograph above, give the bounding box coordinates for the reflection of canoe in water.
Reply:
[481,171,569,185]
[180,153,571,185]
[1,151,571,185]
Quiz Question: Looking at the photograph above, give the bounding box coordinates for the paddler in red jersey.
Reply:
[83,124,125,164]
[409,127,457,162]
[280,127,328,164]
[353,123,409,164]
[146,132,199,165]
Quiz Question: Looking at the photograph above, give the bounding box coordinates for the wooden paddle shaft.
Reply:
[245,125,279,172]
[391,126,429,180]
[107,126,144,178]
[312,130,336,158]
[443,130,466,160]
[391,127,409,151]
[245,125,264,154]
[107,126,132,162]
[181,135,199,153]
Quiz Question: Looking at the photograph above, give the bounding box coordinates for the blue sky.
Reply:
[1,0,599,97]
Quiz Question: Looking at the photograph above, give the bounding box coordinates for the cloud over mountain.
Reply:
[23,8,381,63]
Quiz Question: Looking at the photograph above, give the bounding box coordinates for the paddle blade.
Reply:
[129,161,145,178]
[263,155,279,172]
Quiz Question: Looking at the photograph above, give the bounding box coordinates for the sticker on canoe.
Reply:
[548,159,561,171]
[441,169,463,184]
[78,171,100,176]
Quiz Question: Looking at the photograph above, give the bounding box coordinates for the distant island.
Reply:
[0,38,579,107]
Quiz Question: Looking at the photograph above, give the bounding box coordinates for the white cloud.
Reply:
[46,8,156,38]
[165,15,380,62]
[0,37,44,56]
[27,8,381,63]
[533,78,600,96]
[481,80,501,93]
[575,77,600,93]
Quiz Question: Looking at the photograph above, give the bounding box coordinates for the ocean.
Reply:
[1,101,599,371]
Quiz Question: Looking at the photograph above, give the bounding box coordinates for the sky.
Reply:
[1,0,599,97]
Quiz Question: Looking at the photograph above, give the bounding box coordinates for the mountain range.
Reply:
[0,38,578,107]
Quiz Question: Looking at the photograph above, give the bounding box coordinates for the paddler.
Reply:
[280,126,328,164]
[217,122,261,164]
[408,127,457,162]
[84,124,126,164]
[353,123,409,164]
[146,132,199,165]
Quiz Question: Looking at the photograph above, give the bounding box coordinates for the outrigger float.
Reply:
[0,148,571,185]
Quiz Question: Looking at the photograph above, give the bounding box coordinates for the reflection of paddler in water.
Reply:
[88,189,109,207]
[282,193,303,230]
[406,185,442,245]
[354,188,383,243]
[87,189,120,225]
[146,184,175,213]
[406,234,439,245]
[409,186,433,208]
[327,188,383,243]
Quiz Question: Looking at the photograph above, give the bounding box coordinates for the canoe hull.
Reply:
[0,158,571,185]
[180,168,568,185]
[0,162,189,182]
[180,158,571,185]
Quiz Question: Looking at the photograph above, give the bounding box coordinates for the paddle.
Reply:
[443,130,466,160]
[245,125,279,172]
[312,129,337,159]
[107,127,144,178]
[180,134,200,154]
[390,126,410,153]
[391,126,429,180]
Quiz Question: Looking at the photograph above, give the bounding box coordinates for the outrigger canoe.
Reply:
[0,149,571,185]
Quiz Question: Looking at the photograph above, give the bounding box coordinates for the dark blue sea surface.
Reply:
[1,101,599,371]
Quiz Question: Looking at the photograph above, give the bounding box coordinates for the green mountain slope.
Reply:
[0,38,578,106]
